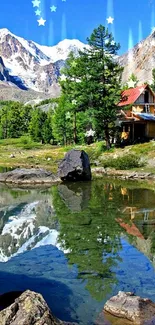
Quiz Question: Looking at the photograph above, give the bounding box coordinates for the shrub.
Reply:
[102,154,144,170]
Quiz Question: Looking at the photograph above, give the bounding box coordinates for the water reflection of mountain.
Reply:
[0,186,59,262]
[1,181,155,302]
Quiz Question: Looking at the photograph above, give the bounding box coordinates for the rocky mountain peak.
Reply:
[119,31,155,85]
[0,28,88,99]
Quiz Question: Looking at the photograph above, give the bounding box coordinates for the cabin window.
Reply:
[144,90,149,103]
[144,104,150,113]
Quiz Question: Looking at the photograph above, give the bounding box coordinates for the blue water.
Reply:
[0,179,154,324]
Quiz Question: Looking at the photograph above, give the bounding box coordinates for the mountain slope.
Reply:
[0,28,88,101]
[118,31,155,85]
[0,27,155,102]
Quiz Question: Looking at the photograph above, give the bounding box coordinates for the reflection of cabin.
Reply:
[117,84,155,142]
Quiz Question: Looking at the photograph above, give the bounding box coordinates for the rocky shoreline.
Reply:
[1,290,155,325]
[92,167,155,180]
[0,167,154,186]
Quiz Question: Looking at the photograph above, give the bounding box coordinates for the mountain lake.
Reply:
[0,178,155,324]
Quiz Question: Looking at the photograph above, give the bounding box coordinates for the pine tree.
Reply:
[60,25,123,149]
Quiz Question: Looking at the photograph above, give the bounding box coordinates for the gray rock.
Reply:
[0,290,77,325]
[0,168,59,184]
[104,291,155,325]
[58,183,91,212]
[58,149,91,181]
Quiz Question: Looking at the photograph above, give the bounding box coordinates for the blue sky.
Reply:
[0,0,154,54]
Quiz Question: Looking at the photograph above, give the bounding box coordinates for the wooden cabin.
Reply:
[117,84,155,143]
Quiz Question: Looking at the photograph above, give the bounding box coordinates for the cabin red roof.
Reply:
[118,85,147,107]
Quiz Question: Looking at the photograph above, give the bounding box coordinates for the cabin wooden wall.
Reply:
[146,122,155,138]
[132,105,154,114]
[135,89,154,104]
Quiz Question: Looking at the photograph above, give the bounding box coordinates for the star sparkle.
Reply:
[37,17,46,26]
[60,75,66,81]
[72,99,77,105]
[40,71,47,81]
[106,16,114,24]
[151,39,155,46]
[127,80,136,88]
[50,5,57,12]
[71,61,77,67]
[35,9,41,16]
[32,0,40,8]
[138,86,145,95]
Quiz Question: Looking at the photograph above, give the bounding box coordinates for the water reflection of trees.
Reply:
[52,181,124,301]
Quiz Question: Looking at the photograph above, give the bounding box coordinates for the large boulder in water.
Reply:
[0,290,77,325]
[58,149,91,181]
[103,291,155,325]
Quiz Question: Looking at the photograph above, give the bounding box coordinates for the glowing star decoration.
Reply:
[85,129,95,137]
[111,40,115,45]
[35,9,41,16]
[66,112,70,119]
[32,0,40,7]
[72,99,77,105]
[40,71,47,81]
[71,61,77,67]
[50,5,57,12]
[127,80,136,88]
[60,74,66,81]
[106,16,114,24]
[139,86,145,95]
[37,17,46,26]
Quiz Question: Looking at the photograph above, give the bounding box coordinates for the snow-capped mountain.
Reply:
[0,28,88,100]
[1,27,155,102]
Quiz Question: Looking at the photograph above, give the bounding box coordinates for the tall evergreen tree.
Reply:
[60,25,123,149]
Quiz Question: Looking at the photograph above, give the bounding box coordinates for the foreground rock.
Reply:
[0,290,77,325]
[104,291,155,324]
[0,168,59,184]
[58,149,91,181]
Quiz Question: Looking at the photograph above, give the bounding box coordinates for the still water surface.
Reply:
[0,179,155,324]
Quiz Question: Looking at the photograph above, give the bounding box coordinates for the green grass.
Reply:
[101,154,144,170]
[0,137,155,175]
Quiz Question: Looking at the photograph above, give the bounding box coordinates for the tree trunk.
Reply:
[105,128,111,150]
[73,111,77,144]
